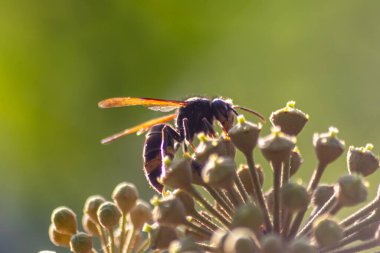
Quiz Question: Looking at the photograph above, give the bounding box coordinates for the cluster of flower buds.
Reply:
[47,101,380,253]
[48,182,152,253]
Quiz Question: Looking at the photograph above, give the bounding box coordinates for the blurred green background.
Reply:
[1,1,380,252]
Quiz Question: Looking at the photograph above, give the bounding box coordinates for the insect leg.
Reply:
[182,118,196,152]
[161,124,183,159]
[201,117,216,137]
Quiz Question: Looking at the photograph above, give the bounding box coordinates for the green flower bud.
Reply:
[173,189,196,215]
[97,201,121,230]
[261,234,283,253]
[169,237,201,253]
[282,182,310,212]
[210,229,229,253]
[312,184,335,207]
[82,215,100,237]
[336,174,367,207]
[228,115,262,156]
[194,134,236,166]
[51,206,77,236]
[160,156,193,190]
[112,182,138,214]
[259,127,296,165]
[83,195,106,224]
[153,197,187,226]
[289,147,303,177]
[237,164,264,193]
[149,223,178,250]
[347,144,379,177]
[231,203,264,232]
[286,238,317,253]
[223,228,258,253]
[313,217,343,247]
[70,232,93,253]
[313,127,345,166]
[129,200,152,229]
[270,101,309,136]
[49,224,71,247]
[202,155,237,189]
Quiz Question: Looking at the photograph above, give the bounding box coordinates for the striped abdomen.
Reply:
[143,124,175,192]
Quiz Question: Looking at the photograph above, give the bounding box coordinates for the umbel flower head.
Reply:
[46,100,380,253]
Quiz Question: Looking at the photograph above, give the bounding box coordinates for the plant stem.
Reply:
[272,161,282,233]
[245,153,273,231]
[119,213,127,253]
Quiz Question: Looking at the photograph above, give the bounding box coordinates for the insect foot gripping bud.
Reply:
[112,182,138,214]
[313,218,343,248]
[51,207,77,236]
[313,127,345,166]
[70,232,93,253]
[97,201,122,231]
[228,115,262,156]
[270,101,309,136]
[83,195,106,224]
[347,144,379,177]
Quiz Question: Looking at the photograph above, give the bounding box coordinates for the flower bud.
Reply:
[313,127,345,165]
[259,127,296,165]
[286,238,317,253]
[82,215,100,237]
[169,237,201,253]
[83,195,106,224]
[194,134,235,166]
[129,200,152,229]
[260,234,283,253]
[289,147,303,177]
[237,164,264,193]
[312,184,335,207]
[223,228,258,253]
[153,197,187,226]
[51,207,77,235]
[228,115,262,156]
[112,182,138,214]
[160,156,193,190]
[202,155,237,189]
[148,223,178,250]
[173,189,196,215]
[231,203,264,232]
[270,101,309,136]
[97,201,121,230]
[210,229,229,253]
[49,224,71,247]
[70,232,93,253]
[347,144,379,177]
[282,182,310,212]
[335,174,367,207]
[313,217,343,247]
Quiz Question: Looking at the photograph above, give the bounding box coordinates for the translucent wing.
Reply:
[147,106,180,112]
[101,113,177,144]
[98,97,187,109]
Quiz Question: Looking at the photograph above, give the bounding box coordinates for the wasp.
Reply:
[99,97,265,192]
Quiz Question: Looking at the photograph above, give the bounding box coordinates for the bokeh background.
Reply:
[1,1,380,252]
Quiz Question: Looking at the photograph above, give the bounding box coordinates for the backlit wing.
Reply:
[101,113,177,144]
[98,97,187,110]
